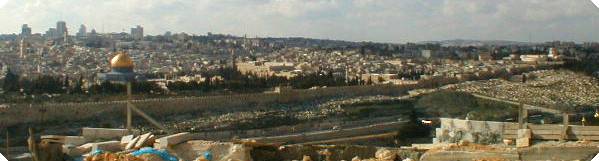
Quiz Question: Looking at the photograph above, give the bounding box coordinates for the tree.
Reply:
[2,68,19,92]
[415,91,477,118]
[415,91,516,121]
[377,77,386,84]
[72,75,84,94]
[365,76,373,85]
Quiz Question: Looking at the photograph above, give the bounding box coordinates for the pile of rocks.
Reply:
[157,95,402,133]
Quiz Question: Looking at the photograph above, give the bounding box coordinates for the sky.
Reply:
[0,0,598,43]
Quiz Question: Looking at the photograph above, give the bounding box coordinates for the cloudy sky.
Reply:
[0,0,598,43]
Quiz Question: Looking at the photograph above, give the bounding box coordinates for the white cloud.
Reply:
[0,0,598,43]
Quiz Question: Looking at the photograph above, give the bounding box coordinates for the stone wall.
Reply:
[191,115,401,141]
[246,121,405,144]
[435,118,517,144]
[436,118,599,143]
[0,84,413,127]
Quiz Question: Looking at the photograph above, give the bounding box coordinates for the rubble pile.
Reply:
[42,130,162,161]
[452,70,599,108]
[31,128,259,161]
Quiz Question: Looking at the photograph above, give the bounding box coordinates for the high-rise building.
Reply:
[131,25,143,40]
[45,28,57,39]
[20,39,26,59]
[21,24,32,37]
[64,29,69,45]
[56,21,67,38]
[77,24,87,37]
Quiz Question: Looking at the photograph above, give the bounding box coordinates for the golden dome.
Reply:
[110,52,134,69]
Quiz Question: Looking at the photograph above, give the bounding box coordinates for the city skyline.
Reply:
[1,0,599,43]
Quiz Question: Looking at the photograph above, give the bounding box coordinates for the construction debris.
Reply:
[302,155,313,161]
[374,148,396,161]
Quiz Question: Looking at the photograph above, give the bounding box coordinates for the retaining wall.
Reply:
[0,84,412,127]
[436,118,599,144]
[191,115,402,141]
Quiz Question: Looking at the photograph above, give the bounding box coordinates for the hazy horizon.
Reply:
[1,0,599,43]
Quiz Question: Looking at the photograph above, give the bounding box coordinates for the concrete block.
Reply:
[155,132,193,149]
[471,121,485,132]
[435,128,444,138]
[440,118,452,129]
[516,138,530,148]
[82,128,139,140]
[462,133,475,143]
[518,129,532,139]
[91,141,122,152]
[453,120,469,130]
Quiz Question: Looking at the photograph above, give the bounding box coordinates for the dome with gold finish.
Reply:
[110,52,134,69]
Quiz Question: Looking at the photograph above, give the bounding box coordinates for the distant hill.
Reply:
[418,39,535,47]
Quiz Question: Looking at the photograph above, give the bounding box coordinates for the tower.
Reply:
[77,24,87,37]
[130,25,143,41]
[56,21,67,36]
[64,29,69,45]
[19,39,26,59]
[21,24,32,37]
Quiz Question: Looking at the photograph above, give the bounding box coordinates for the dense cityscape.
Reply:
[1,1,599,161]
[1,21,597,103]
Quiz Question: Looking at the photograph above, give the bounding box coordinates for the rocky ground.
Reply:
[151,95,409,133]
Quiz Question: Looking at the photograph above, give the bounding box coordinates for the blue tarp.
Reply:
[131,147,178,161]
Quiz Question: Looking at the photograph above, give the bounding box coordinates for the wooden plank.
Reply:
[567,135,599,141]
[134,133,152,149]
[528,124,563,130]
[503,134,517,139]
[530,129,561,135]
[561,114,569,141]
[570,130,599,136]
[504,130,518,135]
[504,124,519,130]
[570,126,599,131]
[125,136,140,150]
[533,134,562,140]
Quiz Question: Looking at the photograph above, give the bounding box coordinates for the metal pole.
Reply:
[126,82,132,133]
[561,113,569,142]
[5,130,8,160]
[28,128,38,161]
[125,82,170,134]
[518,102,524,129]
[129,104,172,134]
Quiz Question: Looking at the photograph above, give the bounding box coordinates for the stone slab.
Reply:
[91,141,121,152]
[155,132,194,149]
[82,128,139,140]
[518,129,532,139]
[516,138,530,148]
